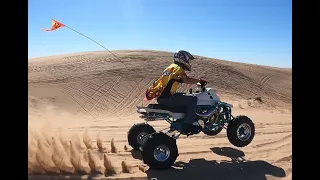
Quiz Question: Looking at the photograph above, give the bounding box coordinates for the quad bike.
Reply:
[127,80,255,170]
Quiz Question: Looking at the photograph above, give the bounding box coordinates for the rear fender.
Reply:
[136,106,185,120]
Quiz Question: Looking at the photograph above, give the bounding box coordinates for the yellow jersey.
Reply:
[145,63,185,100]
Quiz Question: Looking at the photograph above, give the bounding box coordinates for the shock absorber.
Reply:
[207,110,220,125]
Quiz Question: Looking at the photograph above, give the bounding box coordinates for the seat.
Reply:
[147,104,185,113]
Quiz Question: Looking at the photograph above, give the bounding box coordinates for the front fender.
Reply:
[219,101,233,108]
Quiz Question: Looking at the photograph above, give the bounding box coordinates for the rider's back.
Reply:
[145,63,185,100]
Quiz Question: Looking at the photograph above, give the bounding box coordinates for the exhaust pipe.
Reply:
[195,107,217,117]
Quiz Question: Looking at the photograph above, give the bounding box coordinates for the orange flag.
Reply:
[42,19,65,32]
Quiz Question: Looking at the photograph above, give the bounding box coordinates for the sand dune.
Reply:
[28,50,292,180]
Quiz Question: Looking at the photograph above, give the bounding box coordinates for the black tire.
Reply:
[141,132,178,170]
[127,123,156,150]
[202,126,223,136]
[227,115,255,147]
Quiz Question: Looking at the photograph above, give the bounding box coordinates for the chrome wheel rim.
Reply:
[237,123,251,141]
[153,145,170,162]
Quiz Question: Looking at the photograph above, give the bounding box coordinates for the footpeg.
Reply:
[193,120,205,128]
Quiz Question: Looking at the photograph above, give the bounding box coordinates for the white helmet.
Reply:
[173,50,195,71]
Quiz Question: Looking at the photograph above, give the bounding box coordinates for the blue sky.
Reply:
[28,0,292,68]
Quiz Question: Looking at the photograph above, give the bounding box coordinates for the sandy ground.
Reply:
[28,50,292,180]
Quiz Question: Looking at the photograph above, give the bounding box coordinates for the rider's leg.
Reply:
[179,94,197,125]
[158,93,200,134]
[157,93,197,124]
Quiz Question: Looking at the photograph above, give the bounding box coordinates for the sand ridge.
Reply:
[28,50,292,180]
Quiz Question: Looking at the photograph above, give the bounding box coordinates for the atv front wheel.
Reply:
[141,132,178,170]
[227,115,255,147]
[127,123,156,150]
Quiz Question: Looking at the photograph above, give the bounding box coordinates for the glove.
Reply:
[145,90,154,100]
[199,78,208,86]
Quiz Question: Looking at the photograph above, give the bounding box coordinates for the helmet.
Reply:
[173,50,195,71]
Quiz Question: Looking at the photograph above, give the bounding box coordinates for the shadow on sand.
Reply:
[142,147,286,180]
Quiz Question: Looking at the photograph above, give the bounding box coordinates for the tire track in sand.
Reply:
[57,84,94,117]
[75,79,116,115]
[108,82,141,116]
[87,77,122,115]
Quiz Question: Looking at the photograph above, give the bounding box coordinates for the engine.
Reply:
[195,106,220,125]
[196,104,233,125]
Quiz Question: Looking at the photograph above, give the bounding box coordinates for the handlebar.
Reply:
[197,79,209,87]
[188,79,209,94]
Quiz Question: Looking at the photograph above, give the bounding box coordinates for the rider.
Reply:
[145,50,207,135]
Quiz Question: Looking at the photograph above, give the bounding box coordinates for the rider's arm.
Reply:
[180,73,199,84]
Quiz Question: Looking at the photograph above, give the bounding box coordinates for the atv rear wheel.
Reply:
[227,115,255,147]
[127,123,156,150]
[141,132,178,170]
